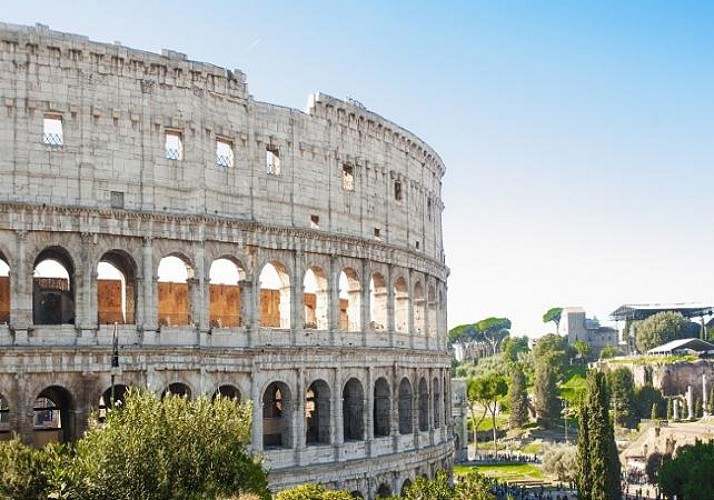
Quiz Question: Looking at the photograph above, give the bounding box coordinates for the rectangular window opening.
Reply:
[342,164,354,191]
[216,138,234,168]
[43,114,63,147]
[310,215,320,229]
[427,199,433,221]
[110,191,125,209]
[374,228,381,240]
[165,129,183,160]
[266,145,281,175]
[394,180,402,201]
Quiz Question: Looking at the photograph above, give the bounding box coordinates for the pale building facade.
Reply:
[0,23,452,498]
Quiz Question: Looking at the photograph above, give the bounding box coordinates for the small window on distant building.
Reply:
[266,145,281,175]
[394,180,402,201]
[110,191,125,209]
[165,129,183,160]
[427,198,433,221]
[342,164,354,191]
[216,138,234,168]
[43,113,63,147]
[310,215,320,229]
[374,228,381,240]
[415,241,420,249]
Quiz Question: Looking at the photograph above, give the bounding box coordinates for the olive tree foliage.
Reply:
[634,311,696,353]
[402,470,452,500]
[542,307,563,334]
[0,389,269,500]
[542,444,578,482]
[276,484,353,500]
[453,471,496,500]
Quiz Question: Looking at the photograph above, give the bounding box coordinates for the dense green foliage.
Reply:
[276,484,353,500]
[634,311,697,353]
[402,470,452,500]
[634,384,664,421]
[576,371,621,500]
[606,367,636,428]
[0,389,269,500]
[658,440,714,499]
[599,345,623,360]
[534,362,560,427]
[502,335,530,364]
[573,339,591,361]
[508,364,529,429]
[533,334,571,375]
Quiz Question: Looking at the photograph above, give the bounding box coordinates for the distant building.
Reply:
[561,307,619,359]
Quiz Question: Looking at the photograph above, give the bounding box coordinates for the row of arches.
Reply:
[0,374,449,451]
[0,245,442,337]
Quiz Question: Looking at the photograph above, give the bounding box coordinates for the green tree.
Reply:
[542,307,563,334]
[534,362,560,428]
[73,388,269,500]
[276,484,353,500]
[606,367,636,428]
[667,399,673,421]
[453,471,496,500]
[659,440,714,499]
[634,311,695,353]
[0,439,60,499]
[402,470,452,500]
[542,444,578,482]
[474,317,512,355]
[502,335,530,364]
[508,363,529,429]
[573,339,591,361]
[576,370,622,500]
[599,345,623,360]
[533,333,570,375]
[645,451,669,484]
[467,375,508,451]
[634,385,664,421]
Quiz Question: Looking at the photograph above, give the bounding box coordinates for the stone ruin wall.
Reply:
[0,23,453,498]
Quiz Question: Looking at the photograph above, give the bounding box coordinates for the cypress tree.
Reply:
[509,363,529,429]
[534,361,560,427]
[576,370,622,500]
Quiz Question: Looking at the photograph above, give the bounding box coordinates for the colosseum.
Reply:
[0,23,451,497]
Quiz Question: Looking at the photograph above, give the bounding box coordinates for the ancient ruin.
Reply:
[0,23,451,497]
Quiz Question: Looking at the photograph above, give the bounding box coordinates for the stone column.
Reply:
[240,278,256,345]
[687,386,694,420]
[290,252,302,344]
[360,260,370,347]
[328,255,339,340]
[11,230,31,343]
[141,238,158,343]
[387,265,395,346]
[407,269,415,349]
[673,399,680,420]
[295,368,306,464]
[332,367,344,460]
[365,367,374,456]
[250,370,263,452]
[703,375,709,417]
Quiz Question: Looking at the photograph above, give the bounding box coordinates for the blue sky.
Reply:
[5,1,714,336]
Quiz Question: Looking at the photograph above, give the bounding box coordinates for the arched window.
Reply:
[33,247,75,325]
[98,384,129,421]
[369,273,387,332]
[339,268,361,331]
[400,479,412,498]
[209,258,244,328]
[376,483,392,499]
[157,255,193,326]
[343,378,364,441]
[413,281,425,335]
[433,377,441,429]
[306,379,331,445]
[303,267,328,330]
[398,378,413,435]
[394,276,409,333]
[373,378,391,437]
[97,251,137,324]
[162,382,191,399]
[259,262,291,329]
[263,382,292,448]
[213,385,241,401]
[33,386,74,444]
[0,391,9,434]
[418,378,429,432]
[0,255,10,324]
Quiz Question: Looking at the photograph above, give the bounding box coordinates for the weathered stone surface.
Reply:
[0,23,452,498]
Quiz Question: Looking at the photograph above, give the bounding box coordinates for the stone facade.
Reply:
[0,23,452,498]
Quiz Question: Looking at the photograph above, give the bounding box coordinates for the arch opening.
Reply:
[97,251,137,324]
[433,377,441,429]
[33,385,74,445]
[398,377,413,435]
[0,255,10,324]
[163,382,191,399]
[394,276,409,333]
[213,384,241,401]
[369,273,387,332]
[33,247,75,325]
[373,377,391,437]
[339,268,361,331]
[0,391,9,435]
[259,262,291,329]
[306,379,331,445]
[343,378,364,441]
[376,483,392,499]
[263,381,292,449]
[303,267,328,330]
[98,384,130,421]
[157,255,193,326]
[400,479,412,497]
[209,258,243,328]
[418,378,429,432]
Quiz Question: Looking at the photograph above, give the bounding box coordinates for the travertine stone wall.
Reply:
[0,23,451,498]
